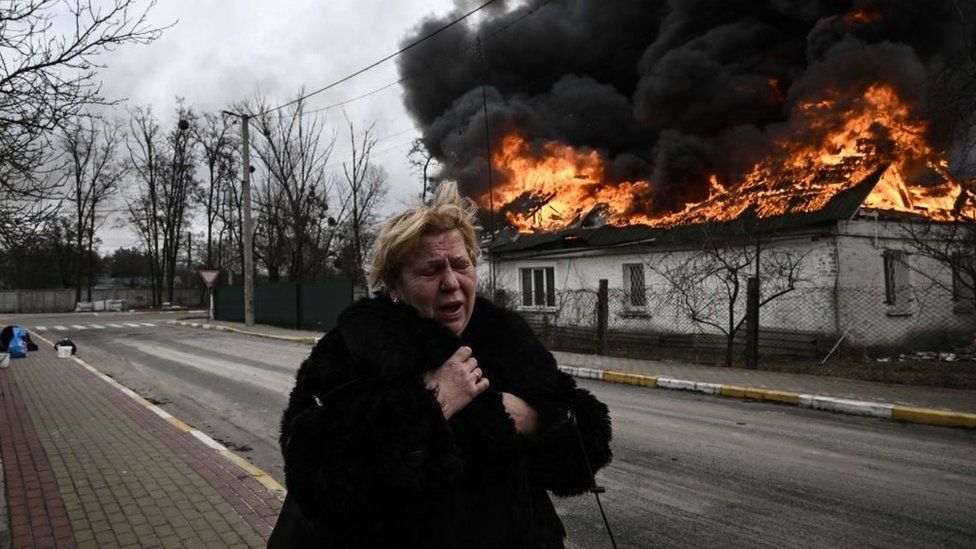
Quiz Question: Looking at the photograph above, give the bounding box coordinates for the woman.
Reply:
[273,182,612,548]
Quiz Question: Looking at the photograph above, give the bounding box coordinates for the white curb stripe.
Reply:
[124,323,142,328]
[90,324,105,329]
[148,405,173,419]
[71,325,87,330]
[558,365,604,380]
[108,323,125,328]
[798,395,894,418]
[657,377,723,395]
[119,387,139,399]
[139,322,155,327]
[54,325,67,331]
[191,430,226,451]
[34,326,47,331]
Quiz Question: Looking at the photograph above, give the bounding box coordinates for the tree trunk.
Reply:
[724,335,735,368]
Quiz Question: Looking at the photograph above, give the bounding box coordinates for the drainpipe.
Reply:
[831,223,843,337]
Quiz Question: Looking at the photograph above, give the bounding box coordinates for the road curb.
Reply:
[168,320,320,345]
[29,330,288,501]
[557,365,976,430]
[159,323,976,430]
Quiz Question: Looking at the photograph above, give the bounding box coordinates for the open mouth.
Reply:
[439,302,464,318]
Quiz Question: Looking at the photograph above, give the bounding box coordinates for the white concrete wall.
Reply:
[834,219,973,349]
[491,234,838,336]
[488,218,975,350]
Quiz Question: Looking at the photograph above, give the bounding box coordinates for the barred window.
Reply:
[883,250,910,309]
[520,267,555,307]
[952,254,975,313]
[623,263,646,307]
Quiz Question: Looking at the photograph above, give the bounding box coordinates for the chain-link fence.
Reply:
[509,279,976,367]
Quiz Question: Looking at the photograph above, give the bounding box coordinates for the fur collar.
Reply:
[331,295,505,380]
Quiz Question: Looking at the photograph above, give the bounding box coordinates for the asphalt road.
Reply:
[4,312,975,548]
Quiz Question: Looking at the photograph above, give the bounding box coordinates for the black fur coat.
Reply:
[277,296,612,548]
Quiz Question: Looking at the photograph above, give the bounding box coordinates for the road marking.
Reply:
[113,339,294,393]
[33,326,47,331]
[53,325,67,331]
[139,322,156,327]
[123,323,142,328]
[107,323,125,328]
[71,325,87,330]
[89,324,106,329]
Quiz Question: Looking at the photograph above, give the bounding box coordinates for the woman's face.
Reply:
[392,229,477,335]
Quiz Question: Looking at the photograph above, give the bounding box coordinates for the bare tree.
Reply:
[122,105,198,306]
[407,137,437,202]
[649,224,809,367]
[160,105,198,303]
[896,217,976,314]
[214,165,244,283]
[193,112,238,269]
[340,118,388,290]
[249,96,340,282]
[123,106,164,305]
[61,116,126,301]
[0,1,165,243]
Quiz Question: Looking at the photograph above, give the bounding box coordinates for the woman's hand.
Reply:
[423,346,489,420]
[501,392,539,435]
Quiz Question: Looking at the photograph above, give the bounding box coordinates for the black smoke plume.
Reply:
[398,0,976,221]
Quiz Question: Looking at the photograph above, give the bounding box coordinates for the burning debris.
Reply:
[399,0,976,233]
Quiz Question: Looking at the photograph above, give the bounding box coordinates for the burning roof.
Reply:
[399,1,976,236]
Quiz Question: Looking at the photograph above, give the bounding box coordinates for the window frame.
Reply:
[883,250,912,315]
[951,253,975,314]
[622,262,647,310]
[519,266,556,309]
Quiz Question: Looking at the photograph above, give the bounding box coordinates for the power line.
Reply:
[291,0,556,119]
[257,0,502,117]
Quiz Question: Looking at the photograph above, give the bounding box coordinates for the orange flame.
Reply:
[484,134,655,232]
[478,84,971,233]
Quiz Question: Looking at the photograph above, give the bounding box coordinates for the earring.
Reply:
[392,296,400,304]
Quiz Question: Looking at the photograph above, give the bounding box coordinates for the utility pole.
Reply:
[186,230,192,295]
[477,36,497,301]
[222,110,255,326]
[241,114,255,326]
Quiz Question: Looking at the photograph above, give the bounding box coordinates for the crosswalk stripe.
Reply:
[108,323,125,328]
[124,323,142,328]
[139,322,155,327]
[90,324,105,329]
[34,326,47,331]
[54,325,67,331]
[71,325,87,330]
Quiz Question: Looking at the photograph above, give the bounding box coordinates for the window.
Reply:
[520,267,555,307]
[883,250,910,311]
[952,254,975,314]
[623,263,646,308]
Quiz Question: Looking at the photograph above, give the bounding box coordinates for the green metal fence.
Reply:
[214,280,353,331]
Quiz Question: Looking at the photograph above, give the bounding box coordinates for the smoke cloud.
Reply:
[398,0,975,219]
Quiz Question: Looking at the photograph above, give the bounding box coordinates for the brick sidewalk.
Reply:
[0,350,282,548]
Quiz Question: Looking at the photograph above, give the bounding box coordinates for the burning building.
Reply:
[398,0,976,353]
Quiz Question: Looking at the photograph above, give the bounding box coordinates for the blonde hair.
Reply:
[367,182,481,291]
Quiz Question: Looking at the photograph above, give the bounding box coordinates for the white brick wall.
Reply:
[486,218,973,350]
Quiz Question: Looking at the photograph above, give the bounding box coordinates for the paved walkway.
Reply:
[0,347,282,548]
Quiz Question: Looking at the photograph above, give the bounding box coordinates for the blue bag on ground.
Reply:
[7,326,28,358]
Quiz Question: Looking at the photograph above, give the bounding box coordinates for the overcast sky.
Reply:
[95,0,460,250]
